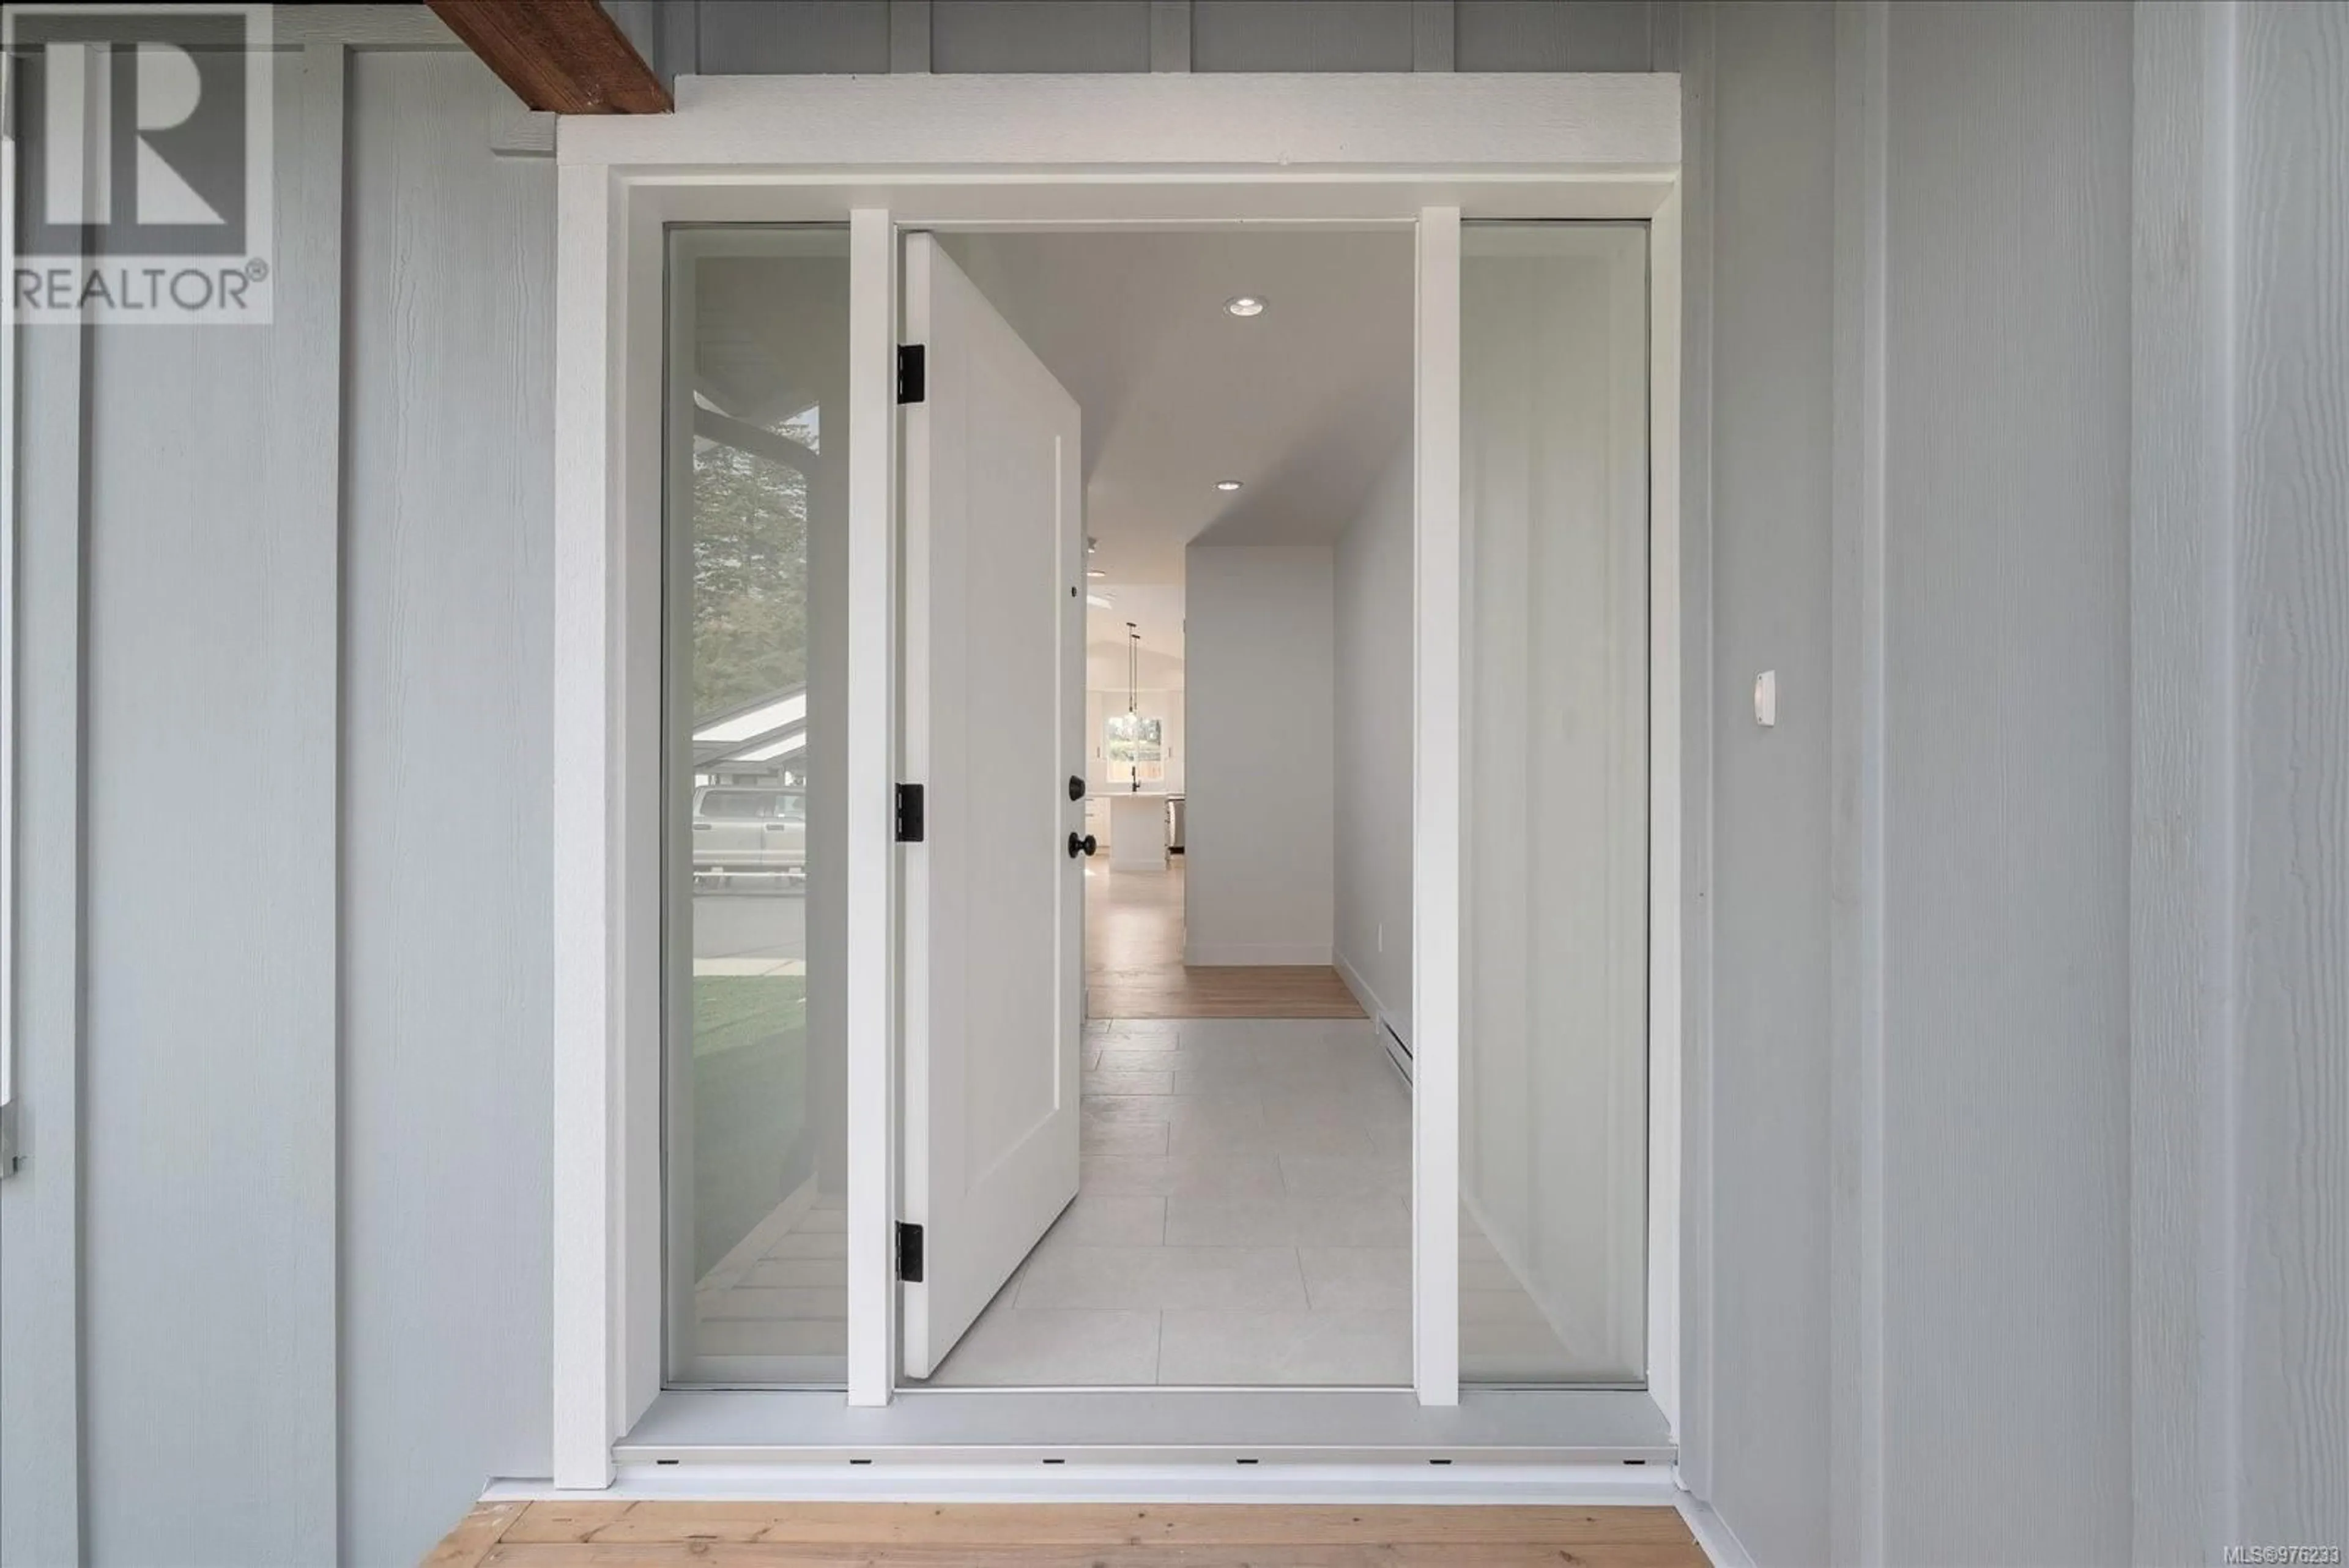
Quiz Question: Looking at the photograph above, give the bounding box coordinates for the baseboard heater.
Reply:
[1379,1014,1412,1083]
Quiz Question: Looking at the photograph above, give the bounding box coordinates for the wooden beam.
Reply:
[426,0,670,114]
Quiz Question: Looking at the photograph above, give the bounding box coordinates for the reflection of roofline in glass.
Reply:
[728,731,808,764]
[694,686,807,744]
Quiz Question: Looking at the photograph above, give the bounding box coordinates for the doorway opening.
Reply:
[898,228,1430,1389]
[653,220,1657,1399]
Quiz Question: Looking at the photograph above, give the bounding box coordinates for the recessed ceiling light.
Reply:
[1086,568,1108,578]
[1086,593,1115,609]
[1224,295,1266,318]
[1215,479,1244,492]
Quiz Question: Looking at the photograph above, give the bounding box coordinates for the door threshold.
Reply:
[506,1460,1679,1506]
[615,1387,1674,1470]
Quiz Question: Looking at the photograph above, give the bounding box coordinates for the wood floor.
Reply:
[1085,861,1365,1020]
[427,1501,1704,1567]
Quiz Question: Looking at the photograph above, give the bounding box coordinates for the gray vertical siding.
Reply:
[1695,2,1837,1562]
[1877,3,2136,1559]
[1691,2,2349,1562]
[608,0,1669,79]
[933,1,1154,72]
[0,131,94,1568]
[340,52,556,1568]
[79,47,346,1567]
[3,37,554,1568]
[2230,0,2348,1543]
[1455,0,1655,72]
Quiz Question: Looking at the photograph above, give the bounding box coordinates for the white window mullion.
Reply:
[845,207,901,1408]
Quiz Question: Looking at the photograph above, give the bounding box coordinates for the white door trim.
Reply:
[551,70,1688,1488]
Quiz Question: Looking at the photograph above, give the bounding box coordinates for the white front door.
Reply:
[899,232,1087,1379]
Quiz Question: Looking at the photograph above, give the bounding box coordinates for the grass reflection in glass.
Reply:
[692,973,809,1277]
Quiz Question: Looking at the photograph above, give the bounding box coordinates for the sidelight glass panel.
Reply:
[1460,223,1649,1384]
[664,228,850,1386]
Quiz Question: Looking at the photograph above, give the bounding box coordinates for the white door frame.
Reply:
[551,72,1687,1489]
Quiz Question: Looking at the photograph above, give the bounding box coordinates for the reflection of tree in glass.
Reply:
[692,418,813,716]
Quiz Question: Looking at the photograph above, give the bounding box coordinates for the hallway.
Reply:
[1084,861,1364,1020]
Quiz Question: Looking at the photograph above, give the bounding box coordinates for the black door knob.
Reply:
[1068,775,1086,801]
[1067,832,1097,859]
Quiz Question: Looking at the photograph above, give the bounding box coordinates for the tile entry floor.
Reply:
[689,1014,1591,1387]
[916,1014,1584,1387]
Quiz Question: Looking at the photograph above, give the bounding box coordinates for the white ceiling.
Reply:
[941,229,1414,596]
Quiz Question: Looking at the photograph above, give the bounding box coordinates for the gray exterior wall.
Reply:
[1685,2,2348,1563]
[77,47,346,1566]
[2229,3,2348,1536]
[3,4,2342,1566]
[606,0,1674,79]
[1877,4,2136,1558]
[2,29,554,1568]
[2129,1,2349,1556]
[339,50,556,1567]
[1683,3,1837,1562]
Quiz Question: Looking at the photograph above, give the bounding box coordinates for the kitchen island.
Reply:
[1094,790,1172,871]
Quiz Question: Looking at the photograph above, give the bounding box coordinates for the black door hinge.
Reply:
[895,782,926,842]
[896,344,926,404]
[896,1221,926,1282]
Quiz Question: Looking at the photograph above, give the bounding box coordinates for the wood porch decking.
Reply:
[426,1501,1704,1566]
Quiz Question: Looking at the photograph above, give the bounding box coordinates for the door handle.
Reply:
[1067,832,1097,859]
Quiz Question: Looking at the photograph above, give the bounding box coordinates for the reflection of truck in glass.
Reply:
[691,786,806,890]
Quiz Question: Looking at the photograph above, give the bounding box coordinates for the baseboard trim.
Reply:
[1333,948,1411,1049]
[1183,942,1333,967]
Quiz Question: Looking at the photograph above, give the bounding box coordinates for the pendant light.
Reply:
[1127,622,1142,793]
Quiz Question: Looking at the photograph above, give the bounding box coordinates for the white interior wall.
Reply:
[1182,545,1335,965]
[1332,450,1415,1038]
